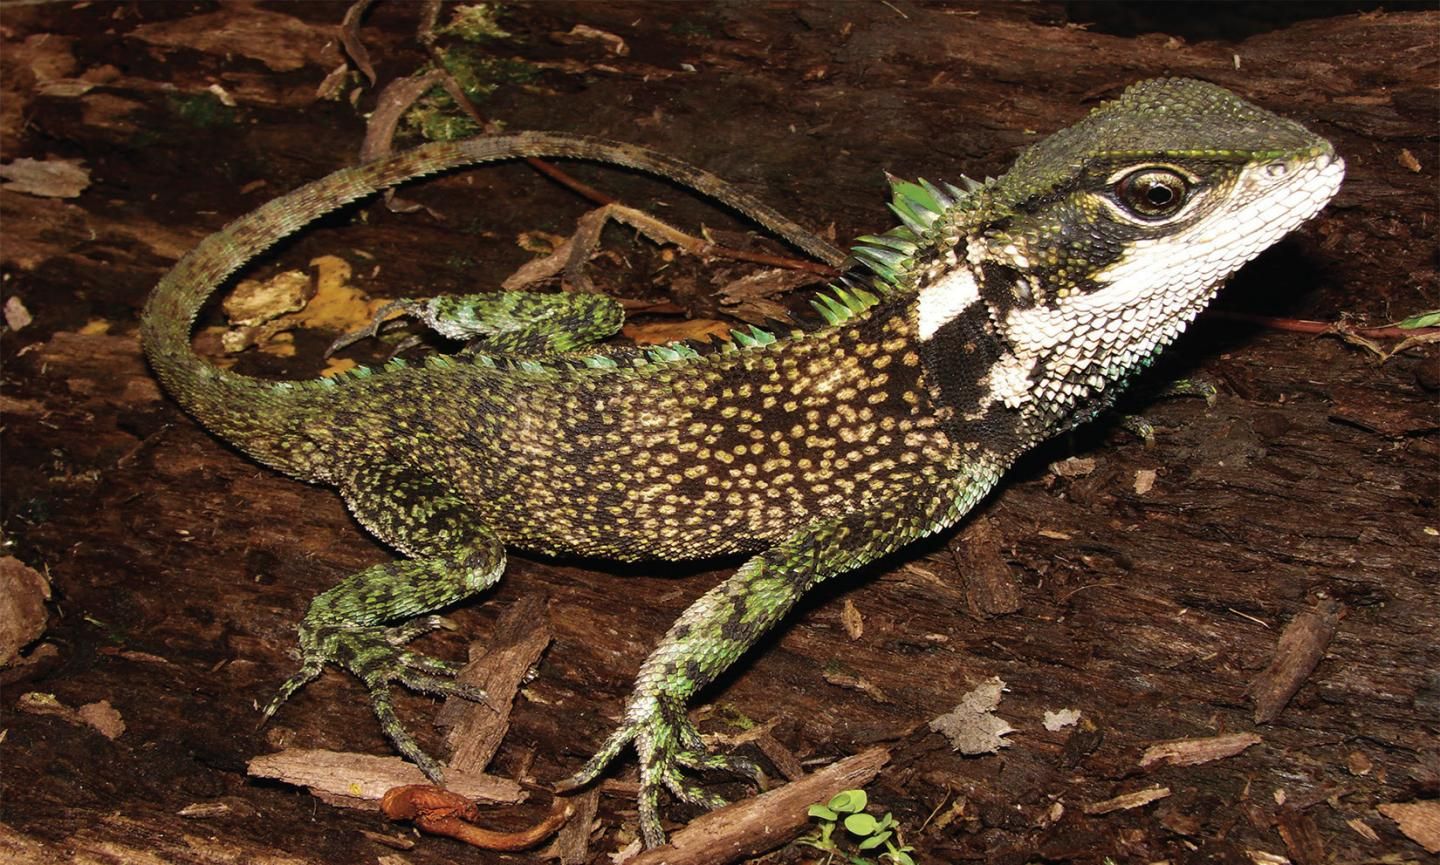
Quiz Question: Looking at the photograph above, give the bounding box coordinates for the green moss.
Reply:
[401,47,539,142]
[437,3,511,42]
[166,93,237,129]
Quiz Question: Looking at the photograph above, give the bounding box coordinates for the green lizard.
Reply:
[140,79,1344,846]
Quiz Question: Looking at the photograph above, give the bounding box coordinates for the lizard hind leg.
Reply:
[263,463,507,780]
[328,290,624,358]
[557,470,999,847]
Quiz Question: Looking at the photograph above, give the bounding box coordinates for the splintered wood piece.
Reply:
[246,749,523,810]
[628,747,890,865]
[1250,598,1345,723]
[541,788,600,865]
[439,594,553,774]
[1082,785,1172,816]
[1139,732,1262,768]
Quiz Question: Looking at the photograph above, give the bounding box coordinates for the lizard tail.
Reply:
[140,132,841,478]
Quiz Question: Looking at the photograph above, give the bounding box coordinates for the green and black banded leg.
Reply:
[1120,378,1219,446]
[263,462,507,779]
[560,471,999,847]
[328,290,625,357]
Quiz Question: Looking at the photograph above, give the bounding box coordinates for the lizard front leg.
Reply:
[560,467,1001,846]
[264,462,507,779]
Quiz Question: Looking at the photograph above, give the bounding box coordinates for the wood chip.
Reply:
[1082,785,1171,815]
[627,747,890,865]
[1139,732,1262,768]
[1250,598,1345,723]
[1378,800,1440,854]
[246,749,524,810]
[440,594,552,773]
[539,788,598,865]
[839,598,864,640]
[1275,806,1326,865]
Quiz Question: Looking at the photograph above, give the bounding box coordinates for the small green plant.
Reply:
[797,789,916,865]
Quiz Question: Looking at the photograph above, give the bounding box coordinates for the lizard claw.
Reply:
[263,616,489,781]
[559,694,759,847]
[325,300,413,357]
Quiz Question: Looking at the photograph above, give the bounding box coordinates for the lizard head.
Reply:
[913,78,1344,434]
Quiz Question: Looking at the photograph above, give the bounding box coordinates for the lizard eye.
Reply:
[1115,167,1190,219]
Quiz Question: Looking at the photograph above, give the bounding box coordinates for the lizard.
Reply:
[139,78,1344,847]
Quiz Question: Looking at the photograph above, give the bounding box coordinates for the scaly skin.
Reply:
[140,80,1344,846]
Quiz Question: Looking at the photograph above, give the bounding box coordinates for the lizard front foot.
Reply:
[558,694,762,847]
[264,615,489,780]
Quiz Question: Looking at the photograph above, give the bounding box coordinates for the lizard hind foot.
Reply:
[265,617,492,781]
[558,695,762,847]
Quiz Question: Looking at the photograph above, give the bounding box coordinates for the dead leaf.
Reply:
[622,319,732,346]
[4,296,33,331]
[220,256,383,355]
[1378,800,1440,854]
[715,267,814,325]
[929,677,1013,754]
[1043,708,1081,731]
[130,7,339,74]
[76,700,125,740]
[0,557,50,667]
[551,24,629,56]
[1049,456,1096,478]
[0,157,90,198]
[223,270,313,328]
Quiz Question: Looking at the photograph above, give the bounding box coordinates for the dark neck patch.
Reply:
[917,294,1025,456]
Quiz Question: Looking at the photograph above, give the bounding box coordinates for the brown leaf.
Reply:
[1378,800,1440,854]
[623,319,732,345]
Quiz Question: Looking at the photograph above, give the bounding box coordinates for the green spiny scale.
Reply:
[862,257,901,286]
[832,284,876,315]
[424,354,456,370]
[887,200,935,236]
[729,326,777,349]
[645,345,683,363]
[851,244,909,273]
[853,233,918,255]
[138,85,1345,849]
[955,176,984,193]
[384,357,408,371]
[810,293,849,325]
[889,179,944,215]
[917,177,956,208]
[847,283,880,308]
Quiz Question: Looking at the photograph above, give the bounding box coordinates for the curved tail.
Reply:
[140,132,841,477]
